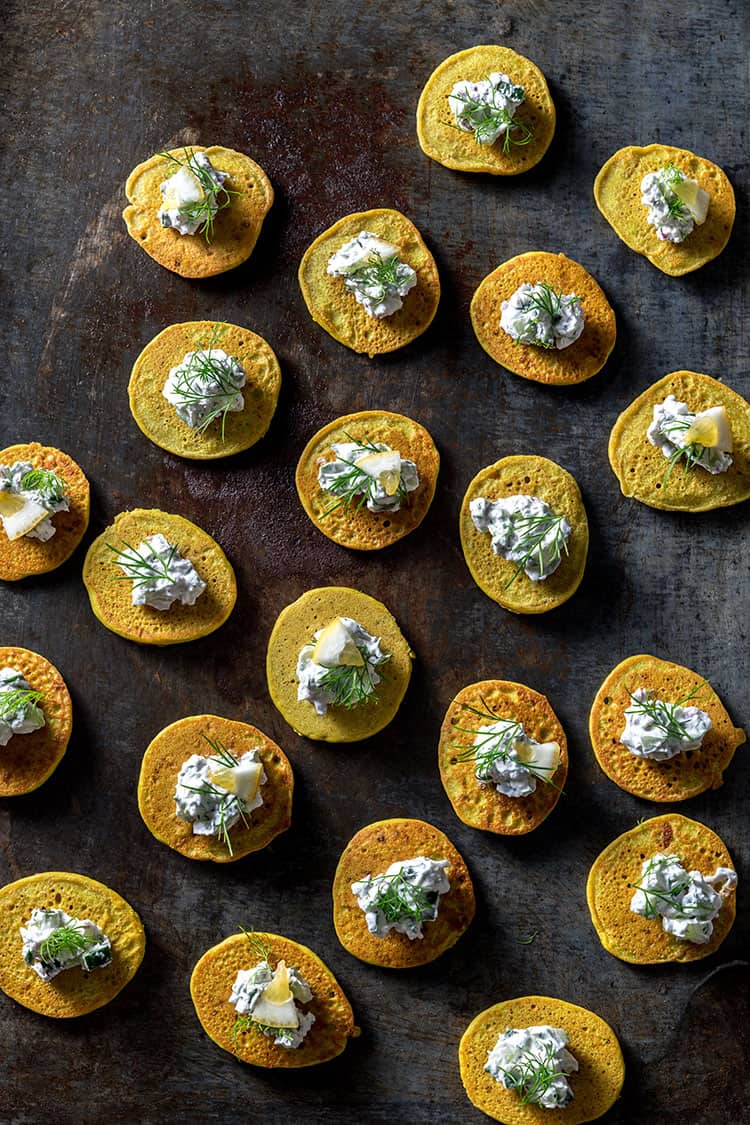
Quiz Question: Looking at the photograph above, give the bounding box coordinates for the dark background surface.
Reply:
[2,1,748,1122]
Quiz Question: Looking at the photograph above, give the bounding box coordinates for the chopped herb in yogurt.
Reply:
[296,616,390,714]
[470,495,571,585]
[448,72,531,150]
[0,462,69,542]
[318,436,419,517]
[175,735,266,856]
[0,667,45,747]
[108,533,207,611]
[327,231,417,318]
[230,930,315,1050]
[157,149,237,240]
[621,684,711,762]
[640,164,710,243]
[630,853,737,943]
[163,324,246,437]
[500,282,584,350]
[21,907,112,982]
[486,1025,579,1109]
[648,396,733,483]
[351,856,450,940]
[454,698,561,797]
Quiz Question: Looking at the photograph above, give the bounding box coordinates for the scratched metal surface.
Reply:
[1,0,748,1122]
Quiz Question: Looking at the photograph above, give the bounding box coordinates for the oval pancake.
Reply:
[459,996,625,1124]
[608,370,750,511]
[295,410,439,550]
[82,508,236,646]
[460,455,588,614]
[298,208,440,357]
[332,817,475,968]
[586,814,736,964]
[190,930,359,1067]
[0,647,72,797]
[416,45,556,176]
[0,443,89,582]
[470,252,616,385]
[439,679,567,835]
[266,586,413,742]
[0,871,145,1018]
[593,144,735,276]
[590,655,745,802]
[128,321,281,460]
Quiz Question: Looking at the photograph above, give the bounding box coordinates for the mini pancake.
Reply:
[128,321,281,460]
[138,714,293,863]
[298,208,440,357]
[0,871,145,1018]
[590,654,745,802]
[123,144,273,279]
[586,814,736,964]
[332,817,475,968]
[190,930,359,1067]
[416,44,556,176]
[0,647,72,797]
[594,144,735,276]
[295,410,440,550]
[608,370,750,512]
[460,455,588,614]
[266,586,413,742]
[82,508,236,646]
[438,679,567,835]
[0,443,89,582]
[470,252,616,385]
[459,996,625,1124]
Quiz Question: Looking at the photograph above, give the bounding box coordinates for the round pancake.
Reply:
[0,647,72,797]
[138,714,293,863]
[266,586,413,742]
[460,455,588,614]
[128,321,281,460]
[470,252,616,385]
[0,443,89,581]
[0,871,145,1018]
[459,996,625,1124]
[298,208,440,357]
[608,370,750,511]
[416,44,556,176]
[438,679,567,835]
[590,654,745,802]
[295,410,440,550]
[123,144,273,279]
[332,817,475,968]
[82,508,236,646]
[586,814,736,964]
[190,930,359,1067]
[594,144,735,276]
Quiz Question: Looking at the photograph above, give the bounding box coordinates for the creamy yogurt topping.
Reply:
[158,151,229,236]
[327,231,417,318]
[486,1025,579,1109]
[621,687,712,762]
[114,533,207,611]
[230,959,315,1048]
[630,853,737,943]
[163,348,246,430]
[448,72,525,146]
[351,856,450,940]
[175,749,265,837]
[500,282,584,350]
[0,461,69,542]
[640,165,709,243]
[470,495,571,582]
[296,616,390,715]
[0,666,45,747]
[471,718,559,797]
[318,441,420,514]
[647,395,733,474]
[21,907,112,982]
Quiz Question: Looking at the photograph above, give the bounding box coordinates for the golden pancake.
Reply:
[608,370,750,511]
[266,586,413,742]
[416,45,556,175]
[586,814,736,964]
[590,655,745,802]
[0,647,72,797]
[298,208,440,357]
[460,996,625,1124]
[0,443,89,582]
[470,252,616,385]
[190,930,359,1067]
[438,679,567,834]
[295,410,440,550]
[138,714,293,863]
[332,817,475,968]
[460,455,588,614]
[594,144,735,276]
[82,508,236,645]
[128,320,281,460]
[0,871,145,1018]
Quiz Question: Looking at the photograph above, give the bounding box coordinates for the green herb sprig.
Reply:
[317,655,385,709]
[38,922,91,968]
[499,1042,569,1107]
[177,736,250,856]
[659,416,705,486]
[0,686,44,721]
[360,869,437,927]
[20,468,66,504]
[502,511,570,589]
[629,856,713,921]
[348,251,404,293]
[169,323,241,440]
[158,149,240,242]
[107,539,178,588]
[452,699,562,790]
[450,77,533,152]
[319,433,408,519]
[625,681,707,743]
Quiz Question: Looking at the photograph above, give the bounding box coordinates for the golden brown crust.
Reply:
[0,647,72,797]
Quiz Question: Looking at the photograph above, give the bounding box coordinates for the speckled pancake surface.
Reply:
[460,455,588,614]
[0,647,72,797]
[586,815,736,964]
[470,253,616,385]
[123,145,273,278]
[439,680,567,834]
[332,818,475,968]
[0,872,145,1018]
[266,586,413,742]
[128,321,281,460]
[608,370,750,511]
[594,144,735,276]
[190,931,358,1067]
[0,443,89,581]
[295,410,439,550]
[460,996,625,1124]
[416,45,555,175]
[298,209,440,357]
[82,508,236,646]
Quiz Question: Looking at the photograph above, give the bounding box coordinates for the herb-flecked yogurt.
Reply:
[470,495,571,582]
[229,959,315,1048]
[318,442,420,514]
[621,688,712,761]
[470,718,559,797]
[0,462,69,542]
[21,908,112,982]
[327,231,417,318]
[0,666,45,747]
[647,395,733,474]
[630,853,737,943]
[640,165,709,244]
[296,617,390,715]
[163,349,246,429]
[351,855,450,940]
[486,1025,579,1109]
[115,533,206,611]
[158,151,229,236]
[175,749,265,837]
[500,283,584,350]
[448,72,525,146]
